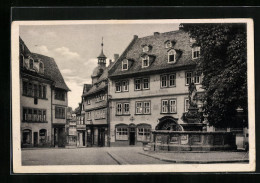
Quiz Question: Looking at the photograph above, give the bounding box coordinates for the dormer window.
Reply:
[142,44,152,52]
[192,46,200,59]
[168,50,176,63]
[29,59,34,70]
[122,59,128,70]
[142,55,149,68]
[143,45,149,52]
[39,61,44,74]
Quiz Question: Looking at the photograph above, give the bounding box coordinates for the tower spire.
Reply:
[97,37,106,66]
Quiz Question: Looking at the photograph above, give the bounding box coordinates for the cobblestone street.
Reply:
[22,147,248,165]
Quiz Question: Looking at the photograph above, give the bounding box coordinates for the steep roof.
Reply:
[109,30,197,78]
[82,60,115,97]
[20,37,70,91]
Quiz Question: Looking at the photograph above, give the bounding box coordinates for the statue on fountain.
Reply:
[181,82,201,124]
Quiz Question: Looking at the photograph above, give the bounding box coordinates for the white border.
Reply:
[11,19,255,173]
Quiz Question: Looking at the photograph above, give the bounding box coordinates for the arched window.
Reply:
[29,59,34,70]
[168,50,176,63]
[39,62,44,73]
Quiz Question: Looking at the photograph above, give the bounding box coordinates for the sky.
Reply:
[20,23,179,110]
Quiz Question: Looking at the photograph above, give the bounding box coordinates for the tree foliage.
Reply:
[180,23,247,127]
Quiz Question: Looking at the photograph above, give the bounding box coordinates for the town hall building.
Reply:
[108,30,205,146]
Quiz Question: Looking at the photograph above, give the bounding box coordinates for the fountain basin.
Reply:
[148,130,237,152]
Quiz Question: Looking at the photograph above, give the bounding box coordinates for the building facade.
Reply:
[108,30,205,146]
[20,38,70,148]
[81,41,118,147]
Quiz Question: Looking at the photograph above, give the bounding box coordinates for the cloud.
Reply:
[60,69,73,74]
[54,47,80,60]
[34,45,49,55]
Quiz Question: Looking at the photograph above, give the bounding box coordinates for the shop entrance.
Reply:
[98,128,105,147]
[129,127,136,145]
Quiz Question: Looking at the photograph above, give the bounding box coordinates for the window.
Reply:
[87,98,91,105]
[39,62,44,73]
[96,93,105,102]
[168,50,176,63]
[194,73,200,84]
[22,108,46,122]
[185,99,189,112]
[55,89,65,101]
[185,72,201,85]
[135,79,141,90]
[86,112,91,120]
[161,75,167,88]
[29,59,34,70]
[122,80,128,91]
[161,99,177,113]
[124,103,130,114]
[134,78,150,91]
[22,81,47,99]
[143,45,149,52]
[186,72,192,85]
[144,102,150,114]
[192,46,200,59]
[169,74,176,87]
[137,127,151,141]
[161,74,176,88]
[116,102,130,115]
[122,60,128,70]
[94,109,105,119]
[115,80,129,92]
[165,41,172,48]
[143,78,149,90]
[135,101,151,115]
[55,106,65,119]
[116,127,128,140]
[115,82,121,92]
[142,56,149,68]
[116,103,122,115]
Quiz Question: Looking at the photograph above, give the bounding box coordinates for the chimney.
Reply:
[109,59,112,66]
[154,32,160,36]
[114,54,119,62]
[133,35,138,39]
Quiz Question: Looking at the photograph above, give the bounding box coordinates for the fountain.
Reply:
[147,82,237,152]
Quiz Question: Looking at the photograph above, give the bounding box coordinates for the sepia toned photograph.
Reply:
[11,19,255,173]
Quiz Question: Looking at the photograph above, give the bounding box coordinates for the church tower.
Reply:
[97,37,106,68]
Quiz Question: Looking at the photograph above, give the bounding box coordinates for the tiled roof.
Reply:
[109,30,197,78]
[82,81,107,97]
[20,37,70,91]
[82,60,115,97]
[31,53,70,91]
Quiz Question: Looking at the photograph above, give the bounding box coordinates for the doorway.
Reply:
[98,128,105,147]
[129,127,136,145]
[33,132,38,147]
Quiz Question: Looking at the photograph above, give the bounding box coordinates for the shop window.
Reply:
[39,129,47,144]
[137,126,151,142]
[116,126,128,140]
[22,129,32,145]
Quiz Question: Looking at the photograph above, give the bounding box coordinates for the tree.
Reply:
[180,23,247,128]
